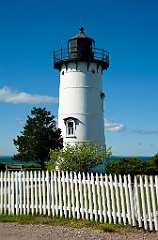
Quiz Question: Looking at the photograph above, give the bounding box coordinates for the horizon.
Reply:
[0,155,153,158]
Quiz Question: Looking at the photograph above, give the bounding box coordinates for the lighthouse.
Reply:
[54,27,109,148]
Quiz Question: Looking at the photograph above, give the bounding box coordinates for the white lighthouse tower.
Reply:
[54,27,109,148]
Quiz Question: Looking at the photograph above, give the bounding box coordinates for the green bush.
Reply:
[47,142,112,173]
[23,163,41,169]
[106,154,158,176]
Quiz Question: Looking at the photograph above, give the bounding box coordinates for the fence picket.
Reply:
[78,172,84,219]
[150,176,158,231]
[114,174,121,224]
[22,172,25,214]
[140,175,148,230]
[87,172,93,220]
[96,173,102,222]
[62,171,67,218]
[26,171,29,215]
[38,171,42,214]
[66,171,71,218]
[134,176,142,228]
[100,173,107,222]
[74,172,80,219]
[83,173,88,220]
[50,171,55,216]
[119,174,126,224]
[15,172,19,215]
[155,176,158,210]
[34,171,38,214]
[11,172,14,214]
[57,171,62,217]
[105,174,111,223]
[7,171,11,215]
[30,171,34,215]
[18,171,22,215]
[128,175,136,226]
[46,171,51,216]
[91,172,98,221]
[145,175,153,230]
[124,175,131,224]
[109,174,116,223]
[4,172,7,214]
[0,172,3,214]
[42,171,46,214]
[70,172,75,218]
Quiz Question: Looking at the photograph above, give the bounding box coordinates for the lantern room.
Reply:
[54,27,109,71]
[68,26,95,60]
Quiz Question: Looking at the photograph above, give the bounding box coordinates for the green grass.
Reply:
[0,214,132,233]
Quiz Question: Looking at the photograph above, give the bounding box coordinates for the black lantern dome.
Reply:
[68,26,95,59]
[54,27,109,70]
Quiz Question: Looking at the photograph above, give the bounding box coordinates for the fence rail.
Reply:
[0,171,158,231]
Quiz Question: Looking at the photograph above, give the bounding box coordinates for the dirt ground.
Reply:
[0,223,158,240]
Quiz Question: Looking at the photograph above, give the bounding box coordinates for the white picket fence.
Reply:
[0,171,158,231]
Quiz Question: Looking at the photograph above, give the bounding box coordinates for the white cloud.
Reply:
[16,118,24,126]
[130,129,158,135]
[105,118,126,132]
[0,86,58,104]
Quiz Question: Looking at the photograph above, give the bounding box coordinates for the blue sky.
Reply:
[0,0,158,157]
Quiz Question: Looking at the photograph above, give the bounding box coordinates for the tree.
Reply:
[47,141,112,173]
[106,156,158,176]
[106,158,144,176]
[143,153,158,175]
[13,107,63,169]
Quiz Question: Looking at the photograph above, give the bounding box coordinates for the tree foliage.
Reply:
[106,154,158,176]
[13,107,63,169]
[47,142,112,173]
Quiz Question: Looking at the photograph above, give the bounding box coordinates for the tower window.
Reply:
[64,117,78,138]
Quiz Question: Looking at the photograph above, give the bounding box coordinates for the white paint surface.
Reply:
[58,61,105,147]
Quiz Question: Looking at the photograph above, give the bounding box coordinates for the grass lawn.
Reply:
[0,214,133,233]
